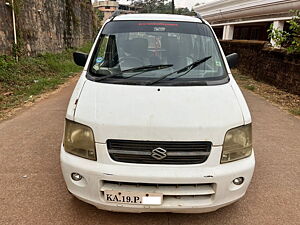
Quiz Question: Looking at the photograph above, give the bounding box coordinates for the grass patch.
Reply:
[0,42,92,115]
[244,85,256,91]
[289,108,300,116]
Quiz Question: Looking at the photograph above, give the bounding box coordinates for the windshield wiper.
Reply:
[125,64,173,73]
[147,56,212,86]
[93,64,173,82]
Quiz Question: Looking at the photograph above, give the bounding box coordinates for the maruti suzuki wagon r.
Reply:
[61,13,255,213]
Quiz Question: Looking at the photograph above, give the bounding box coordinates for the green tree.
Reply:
[176,7,194,16]
[131,0,193,15]
[95,10,104,21]
[133,0,164,13]
[268,10,300,53]
[94,9,104,28]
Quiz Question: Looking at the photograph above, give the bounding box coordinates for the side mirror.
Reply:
[73,52,88,67]
[226,53,239,69]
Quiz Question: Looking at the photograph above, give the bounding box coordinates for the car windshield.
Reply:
[89,20,228,86]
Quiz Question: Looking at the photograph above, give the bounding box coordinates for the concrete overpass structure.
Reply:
[194,0,300,45]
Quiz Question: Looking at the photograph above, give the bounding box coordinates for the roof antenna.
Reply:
[195,12,205,23]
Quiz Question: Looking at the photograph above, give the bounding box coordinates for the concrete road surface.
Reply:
[0,78,299,225]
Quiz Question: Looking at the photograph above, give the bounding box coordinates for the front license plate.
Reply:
[104,190,162,205]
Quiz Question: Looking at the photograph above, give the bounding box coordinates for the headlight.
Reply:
[221,124,252,163]
[63,119,96,160]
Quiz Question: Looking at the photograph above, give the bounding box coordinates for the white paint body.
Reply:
[61,14,255,213]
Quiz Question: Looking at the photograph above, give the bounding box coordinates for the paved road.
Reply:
[0,79,299,225]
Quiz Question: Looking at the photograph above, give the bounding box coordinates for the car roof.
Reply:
[113,13,202,23]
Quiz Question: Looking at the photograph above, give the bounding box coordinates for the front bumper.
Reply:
[60,144,255,213]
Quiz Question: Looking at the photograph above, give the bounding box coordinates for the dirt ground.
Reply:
[232,69,300,117]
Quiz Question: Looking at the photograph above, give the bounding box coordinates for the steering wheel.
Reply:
[119,57,144,69]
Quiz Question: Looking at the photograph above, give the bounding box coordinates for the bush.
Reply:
[268,10,300,53]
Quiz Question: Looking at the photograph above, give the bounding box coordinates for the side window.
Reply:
[104,35,118,68]
[92,35,119,71]
[93,35,109,71]
[98,35,109,60]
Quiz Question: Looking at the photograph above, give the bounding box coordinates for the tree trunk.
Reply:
[172,0,175,14]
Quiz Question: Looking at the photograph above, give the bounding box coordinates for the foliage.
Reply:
[268,24,288,46]
[133,0,167,13]
[268,10,300,53]
[94,8,104,29]
[12,0,23,16]
[96,10,104,21]
[290,108,300,116]
[176,7,195,16]
[244,84,256,91]
[0,42,92,113]
[12,28,26,58]
[132,0,194,15]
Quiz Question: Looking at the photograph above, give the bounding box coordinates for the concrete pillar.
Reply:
[222,25,234,40]
[271,20,285,47]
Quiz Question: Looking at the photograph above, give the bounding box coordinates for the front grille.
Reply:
[107,140,212,164]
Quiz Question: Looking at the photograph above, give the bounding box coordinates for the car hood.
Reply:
[74,80,245,145]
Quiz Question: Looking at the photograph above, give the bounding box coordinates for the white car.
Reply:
[61,13,255,213]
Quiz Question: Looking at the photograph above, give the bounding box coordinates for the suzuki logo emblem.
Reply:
[151,147,167,160]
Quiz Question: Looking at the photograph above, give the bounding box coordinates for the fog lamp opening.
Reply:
[233,177,244,185]
[71,172,83,181]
